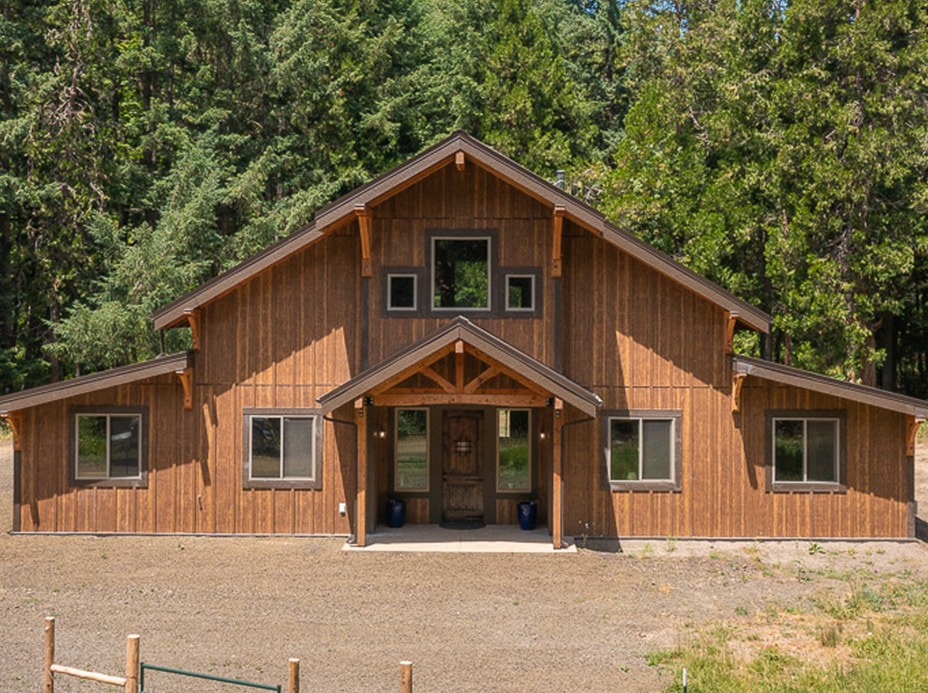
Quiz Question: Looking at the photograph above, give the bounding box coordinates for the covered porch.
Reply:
[341,523,577,553]
[319,317,601,549]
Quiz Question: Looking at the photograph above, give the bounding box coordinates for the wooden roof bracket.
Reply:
[176,366,194,410]
[2,412,23,451]
[455,151,466,171]
[907,416,925,456]
[354,204,373,277]
[724,312,739,354]
[732,372,747,413]
[184,309,201,351]
[552,205,565,278]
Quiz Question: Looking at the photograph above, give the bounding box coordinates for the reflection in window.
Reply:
[773,418,838,483]
[76,414,141,479]
[608,418,673,482]
[506,275,534,311]
[396,409,428,490]
[433,238,490,309]
[498,409,530,491]
[249,416,315,480]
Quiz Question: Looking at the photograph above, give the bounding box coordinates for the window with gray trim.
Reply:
[772,417,840,484]
[75,412,143,480]
[505,275,534,311]
[432,237,491,310]
[603,410,682,491]
[387,273,417,310]
[245,411,321,488]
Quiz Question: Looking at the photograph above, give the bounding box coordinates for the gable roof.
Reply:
[0,352,191,414]
[318,317,602,416]
[733,355,928,418]
[152,131,771,332]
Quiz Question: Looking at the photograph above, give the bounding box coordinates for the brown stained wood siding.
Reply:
[370,163,555,365]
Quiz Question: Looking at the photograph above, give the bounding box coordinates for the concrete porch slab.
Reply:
[342,524,577,553]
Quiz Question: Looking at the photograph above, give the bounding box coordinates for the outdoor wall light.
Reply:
[374,430,387,439]
[539,431,548,440]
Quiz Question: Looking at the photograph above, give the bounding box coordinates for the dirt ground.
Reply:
[1,440,927,692]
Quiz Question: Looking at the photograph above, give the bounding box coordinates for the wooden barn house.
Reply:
[2,132,927,545]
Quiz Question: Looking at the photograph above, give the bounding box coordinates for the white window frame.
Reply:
[387,273,418,311]
[431,236,492,312]
[771,417,840,484]
[74,412,143,480]
[505,274,535,312]
[496,408,531,493]
[395,408,429,492]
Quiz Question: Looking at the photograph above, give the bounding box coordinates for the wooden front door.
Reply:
[441,410,484,522]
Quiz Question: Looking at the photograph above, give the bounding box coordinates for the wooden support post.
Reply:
[400,661,413,693]
[289,658,300,693]
[455,150,465,171]
[125,634,139,693]
[552,206,565,278]
[731,373,746,413]
[354,204,373,277]
[454,340,465,390]
[184,309,201,351]
[45,616,55,693]
[552,399,564,550]
[356,401,368,547]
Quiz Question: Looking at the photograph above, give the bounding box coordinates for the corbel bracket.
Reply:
[2,412,23,451]
[732,373,747,413]
[552,205,565,278]
[724,312,739,354]
[184,309,201,352]
[907,417,925,457]
[176,367,194,410]
[354,204,373,278]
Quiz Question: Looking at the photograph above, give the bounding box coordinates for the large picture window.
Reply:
[396,408,429,491]
[603,411,682,491]
[75,413,142,480]
[245,411,321,489]
[497,408,530,492]
[771,416,841,487]
[432,237,490,310]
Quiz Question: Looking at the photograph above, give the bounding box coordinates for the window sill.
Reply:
[609,481,680,492]
[73,478,148,489]
[769,482,846,494]
[244,479,320,490]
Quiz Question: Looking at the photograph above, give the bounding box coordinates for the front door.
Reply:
[441,410,484,522]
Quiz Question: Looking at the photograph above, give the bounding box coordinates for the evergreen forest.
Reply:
[2,0,928,396]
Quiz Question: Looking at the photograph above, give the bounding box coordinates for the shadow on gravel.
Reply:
[576,536,621,553]
[916,516,928,542]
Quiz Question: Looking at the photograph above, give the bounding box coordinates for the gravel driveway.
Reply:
[2,439,927,692]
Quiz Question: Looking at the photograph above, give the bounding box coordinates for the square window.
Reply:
[388,274,417,310]
[506,275,534,311]
[396,409,428,490]
[772,417,839,485]
[75,413,142,480]
[248,415,316,481]
[604,412,680,491]
[497,409,530,492]
[432,238,490,310]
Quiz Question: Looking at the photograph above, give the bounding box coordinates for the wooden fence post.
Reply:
[126,634,140,693]
[289,658,300,693]
[400,660,412,693]
[44,617,55,693]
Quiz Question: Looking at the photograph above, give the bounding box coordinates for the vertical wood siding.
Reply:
[14,161,913,537]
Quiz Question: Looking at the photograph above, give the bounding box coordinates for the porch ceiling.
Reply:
[318,317,601,416]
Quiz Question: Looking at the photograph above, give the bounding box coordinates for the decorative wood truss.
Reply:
[364,339,551,408]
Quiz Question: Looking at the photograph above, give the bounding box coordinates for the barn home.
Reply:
[2,132,926,546]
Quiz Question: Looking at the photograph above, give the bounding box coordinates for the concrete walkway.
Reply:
[342,524,577,553]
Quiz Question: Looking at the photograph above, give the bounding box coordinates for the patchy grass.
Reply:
[651,575,928,692]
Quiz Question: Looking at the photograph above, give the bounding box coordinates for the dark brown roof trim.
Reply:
[152,131,770,332]
[318,316,603,416]
[0,352,191,414]
[733,355,928,418]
